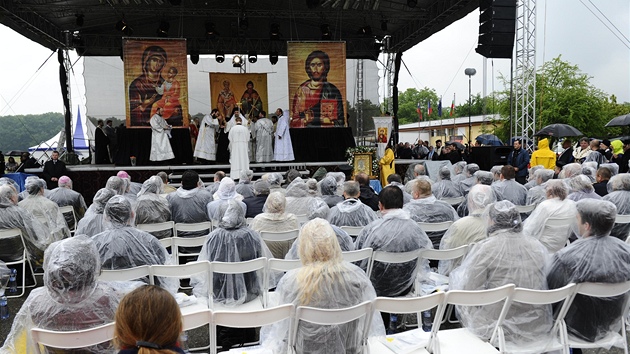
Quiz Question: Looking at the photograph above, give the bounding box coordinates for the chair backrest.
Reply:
[172,235,208,263]
[58,205,77,232]
[444,283,515,307]
[259,229,300,242]
[615,214,630,224]
[373,292,445,314]
[150,261,210,279]
[31,322,115,354]
[182,309,212,331]
[417,221,454,232]
[137,221,175,235]
[211,257,267,275]
[340,226,364,237]
[368,249,422,278]
[441,196,465,206]
[295,214,309,226]
[98,265,152,283]
[515,204,536,213]
[544,217,573,227]
[246,217,255,227]
[420,244,469,262]
[267,258,302,273]
[0,228,22,241]
[341,248,373,264]
[575,281,630,298]
[174,222,212,236]
[213,303,294,328]
[159,237,173,250]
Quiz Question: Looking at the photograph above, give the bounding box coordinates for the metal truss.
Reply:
[513,0,536,152]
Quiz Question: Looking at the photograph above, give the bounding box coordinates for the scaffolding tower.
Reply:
[513,0,537,152]
[356,59,364,144]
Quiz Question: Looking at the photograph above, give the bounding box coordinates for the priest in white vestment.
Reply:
[273,108,294,161]
[255,111,274,162]
[228,116,250,181]
[149,107,175,162]
[194,108,220,161]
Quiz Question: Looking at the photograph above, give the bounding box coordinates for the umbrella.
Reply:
[4,150,26,156]
[446,141,465,150]
[476,134,504,146]
[534,123,583,137]
[605,114,630,127]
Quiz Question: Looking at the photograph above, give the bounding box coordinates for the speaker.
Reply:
[470,146,512,171]
[476,0,517,59]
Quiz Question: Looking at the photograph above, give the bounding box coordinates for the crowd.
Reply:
[1,134,630,353]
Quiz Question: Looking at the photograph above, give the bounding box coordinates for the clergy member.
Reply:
[273,108,294,161]
[194,108,220,162]
[254,110,274,162]
[228,116,250,180]
[149,107,175,162]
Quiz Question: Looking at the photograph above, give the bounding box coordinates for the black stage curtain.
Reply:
[289,128,355,162]
[114,127,193,166]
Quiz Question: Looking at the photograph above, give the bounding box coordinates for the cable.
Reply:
[586,0,630,44]
[578,0,630,49]
[440,41,476,98]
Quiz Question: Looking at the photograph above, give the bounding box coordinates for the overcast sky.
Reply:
[1,0,628,117]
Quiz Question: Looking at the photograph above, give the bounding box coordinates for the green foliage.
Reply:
[394,87,440,125]
[0,112,65,152]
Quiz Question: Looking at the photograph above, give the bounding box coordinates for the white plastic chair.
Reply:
[494,283,577,354]
[259,229,300,242]
[174,221,212,237]
[341,248,373,264]
[137,221,175,239]
[433,284,515,354]
[340,225,364,238]
[0,228,37,298]
[544,217,573,228]
[58,205,77,234]
[515,204,536,214]
[441,196,465,207]
[565,281,630,354]
[295,214,309,226]
[31,322,115,354]
[172,236,208,264]
[209,257,268,311]
[292,301,373,354]
[616,214,630,224]
[150,261,211,300]
[369,292,446,354]
[367,249,423,284]
[98,265,152,283]
[264,258,302,307]
[159,237,173,251]
[212,304,295,354]
[182,308,212,331]
[417,221,454,233]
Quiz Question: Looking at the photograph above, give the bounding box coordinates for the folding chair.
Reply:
[614,214,630,241]
[259,229,299,243]
[544,217,573,228]
[0,228,37,297]
[341,248,373,264]
[417,221,454,233]
[159,237,173,252]
[340,226,364,239]
[174,221,212,237]
[433,284,515,354]
[367,249,424,285]
[176,279,213,352]
[565,281,630,354]
[172,236,208,264]
[31,322,115,354]
[98,265,152,283]
[137,221,175,239]
[292,301,373,354]
[494,283,576,354]
[514,204,536,214]
[213,304,295,354]
[295,214,309,226]
[58,205,77,234]
[368,292,446,354]
[209,257,268,311]
[150,261,211,305]
[264,258,302,307]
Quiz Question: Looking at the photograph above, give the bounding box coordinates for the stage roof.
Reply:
[0,0,478,59]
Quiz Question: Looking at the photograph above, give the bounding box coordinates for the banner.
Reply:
[287,42,347,128]
[124,38,189,128]
[373,116,393,159]
[209,73,268,120]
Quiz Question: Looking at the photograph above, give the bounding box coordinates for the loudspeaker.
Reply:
[476,0,517,59]
[470,146,512,172]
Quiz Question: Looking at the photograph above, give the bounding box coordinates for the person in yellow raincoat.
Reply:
[530,138,556,169]
[379,143,395,188]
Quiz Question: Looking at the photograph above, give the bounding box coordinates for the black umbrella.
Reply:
[476,134,503,146]
[605,114,630,127]
[534,123,583,137]
[446,141,465,150]
[4,150,26,156]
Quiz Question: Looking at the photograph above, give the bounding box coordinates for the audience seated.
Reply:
[547,199,630,344]
[432,167,464,199]
[525,169,555,206]
[328,181,377,227]
[459,163,480,196]
[250,191,299,258]
[18,177,70,242]
[285,177,316,216]
[354,173,380,211]
[117,170,142,195]
[306,178,319,197]
[384,174,412,204]
[603,173,630,240]
[267,172,285,195]
[105,176,126,196]
[166,170,213,238]
[450,200,552,346]
[261,218,384,353]
[567,175,601,202]
[205,171,226,195]
[523,165,545,190]
[451,161,467,184]
[207,177,246,221]
[47,175,87,230]
[235,169,255,199]
[76,188,116,237]
[134,176,172,239]
[157,171,177,194]
[592,166,611,197]
[491,165,527,205]
[319,176,344,208]
[243,179,270,218]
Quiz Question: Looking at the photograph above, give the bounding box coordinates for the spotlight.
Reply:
[205,22,218,36]
[190,50,199,65]
[157,20,170,37]
[269,51,278,65]
[248,51,257,63]
[75,14,84,27]
[321,24,331,40]
[407,0,417,7]
[216,51,225,63]
[358,26,372,36]
[270,23,280,40]
[232,55,243,67]
[381,20,388,32]
[115,19,127,32]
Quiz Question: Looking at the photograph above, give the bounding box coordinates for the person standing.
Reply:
[379,143,395,188]
[228,116,250,180]
[104,119,118,163]
[194,109,220,162]
[507,139,530,184]
[254,110,274,162]
[274,108,294,161]
[42,150,67,190]
[94,120,110,164]
[149,107,174,163]
[189,116,199,152]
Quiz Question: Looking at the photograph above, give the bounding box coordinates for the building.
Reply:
[398,114,503,147]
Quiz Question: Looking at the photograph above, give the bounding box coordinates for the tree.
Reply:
[0,113,65,152]
[395,88,440,125]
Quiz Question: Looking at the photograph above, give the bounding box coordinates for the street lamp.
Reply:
[464,68,476,146]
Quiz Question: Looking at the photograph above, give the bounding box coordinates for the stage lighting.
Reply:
[190,50,199,65]
[321,24,331,40]
[205,22,218,36]
[115,19,127,32]
[157,20,170,37]
[407,0,417,7]
[233,55,243,67]
[358,26,372,36]
[75,14,84,27]
[216,51,225,63]
[269,52,278,65]
[270,23,280,40]
[248,51,257,63]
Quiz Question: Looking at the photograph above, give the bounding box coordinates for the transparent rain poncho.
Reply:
[134,176,172,239]
[526,169,555,206]
[166,186,213,237]
[432,167,464,199]
[285,177,317,216]
[450,201,552,347]
[117,171,142,195]
[0,236,140,354]
[319,176,344,208]
[0,185,49,266]
[603,174,630,240]
[328,198,378,227]
[17,176,51,201]
[451,161,468,184]
[354,208,432,296]
[261,219,384,354]
[559,163,582,179]
[523,165,545,190]
[327,172,346,195]
[105,176,126,195]
[306,178,319,197]
[47,182,87,230]
[439,184,496,275]
[491,178,528,205]
[76,188,116,237]
[385,181,412,204]
[523,181,577,252]
[250,192,299,258]
[600,163,619,176]
[235,170,255,199]
[403,195,458,248]
[91,196,177,293]
[18,178,70,242]
[192,200,272,306]
[459,163,480,195]
[567,175,602,202]
[547,199,630,343]
[267,173,286,195]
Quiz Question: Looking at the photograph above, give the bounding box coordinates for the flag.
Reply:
[427,100,432,116]
[450,93,455,117]
[438,97,442,117]
[416,102,423,121]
